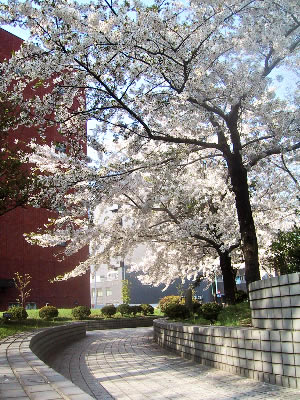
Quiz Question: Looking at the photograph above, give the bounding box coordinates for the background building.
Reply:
[0,28,90,310]
[90,259,218,308]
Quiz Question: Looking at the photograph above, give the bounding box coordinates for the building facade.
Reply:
[0,28,90,310]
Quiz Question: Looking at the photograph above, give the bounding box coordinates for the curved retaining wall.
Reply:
[0,317,159,399]
[153,319,300,389]
[30,322,86,363]
[249,272,300,330]
[0,323,93,399]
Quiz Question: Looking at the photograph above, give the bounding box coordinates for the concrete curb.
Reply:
[0,323,93,399]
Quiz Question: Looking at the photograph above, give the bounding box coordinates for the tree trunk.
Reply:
[185,287,193,313]
[219,251,237,304]
[228,156,260,287]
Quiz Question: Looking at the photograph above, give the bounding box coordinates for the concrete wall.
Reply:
[30,323,86,363]
[154,272,300,389]
[249,273,300,330]
[154,320,300,389]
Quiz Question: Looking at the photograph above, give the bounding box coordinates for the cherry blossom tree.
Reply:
[1,0,299,287]
[25,138,298,303]
[0,95,38,216]
[27,145,242,303]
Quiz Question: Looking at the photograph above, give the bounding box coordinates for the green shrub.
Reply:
[192,301,202,315]
[71,306,91,320]
[159,295,182,313]
[130,305,142,316]
[201,302,222,323]
[101,305,116,317]
[39,306,59,320]
[140,304,154,315]
[164,303,190,319]
[117,304,131,316]
[235,290,248,303]
[9,306,28,320]
[268,226,300,275]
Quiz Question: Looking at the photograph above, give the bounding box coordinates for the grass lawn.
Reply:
[0,319,68,340]
[24,308,103,320]
[0,307,162,340]
[1,304,248,341]
[184,302,251,327]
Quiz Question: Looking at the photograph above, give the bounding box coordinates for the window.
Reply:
[92,288,103,298]
[106,288,112,297]
[55,142,66,153]
[26,302,37,310]
[57,241,67,247]
[107,271,118,281]
[8,302,20,308]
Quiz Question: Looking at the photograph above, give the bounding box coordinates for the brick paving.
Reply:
[47,327,300,400]
[0,330,93,399]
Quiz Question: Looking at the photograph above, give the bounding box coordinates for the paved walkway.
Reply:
[47,327,300,400]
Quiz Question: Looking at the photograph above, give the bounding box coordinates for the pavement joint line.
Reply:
[3,326,300,399]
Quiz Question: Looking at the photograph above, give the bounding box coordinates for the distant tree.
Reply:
[122,279,131,304]
[269,226,300,275]
[13,272,32,308]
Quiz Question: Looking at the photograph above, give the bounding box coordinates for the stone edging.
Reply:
[0,316,159,399]
[0,323,93,399]
[153,319,300,389]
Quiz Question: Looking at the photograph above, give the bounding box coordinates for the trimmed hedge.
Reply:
[200,302,222,323]
[9,306,28,320]
[130,305,142,316]
[101,305,117,317]
[140,304,154,315]
[39,306,59,320]
[72,306,91,320]
[159,295,182,312]
[164,303,190,319]
[117,304,131,316]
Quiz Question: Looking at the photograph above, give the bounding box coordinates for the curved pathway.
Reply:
[46,327,300,400]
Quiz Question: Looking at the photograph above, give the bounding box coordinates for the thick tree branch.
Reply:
[249,142,300,167]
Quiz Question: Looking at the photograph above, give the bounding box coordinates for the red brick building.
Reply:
[0,28,90,310]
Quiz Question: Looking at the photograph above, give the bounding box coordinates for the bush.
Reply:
[140,304,154,316]
[39,306,59,320]
[72,306,91,320]
[117,304,131,316]
[268,226,300,275]
[9,306,28,320]
[130,305,142,316]
[164,303,190,319]
[101,305,116,317]
[201,302,222,323]
[159,295,182,313]
[235,290,248,303]
[192,301,202,315]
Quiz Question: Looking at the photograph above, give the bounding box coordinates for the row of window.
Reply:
[8,302,37,309]
[91,288,112,298]
[92,271,119,282]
